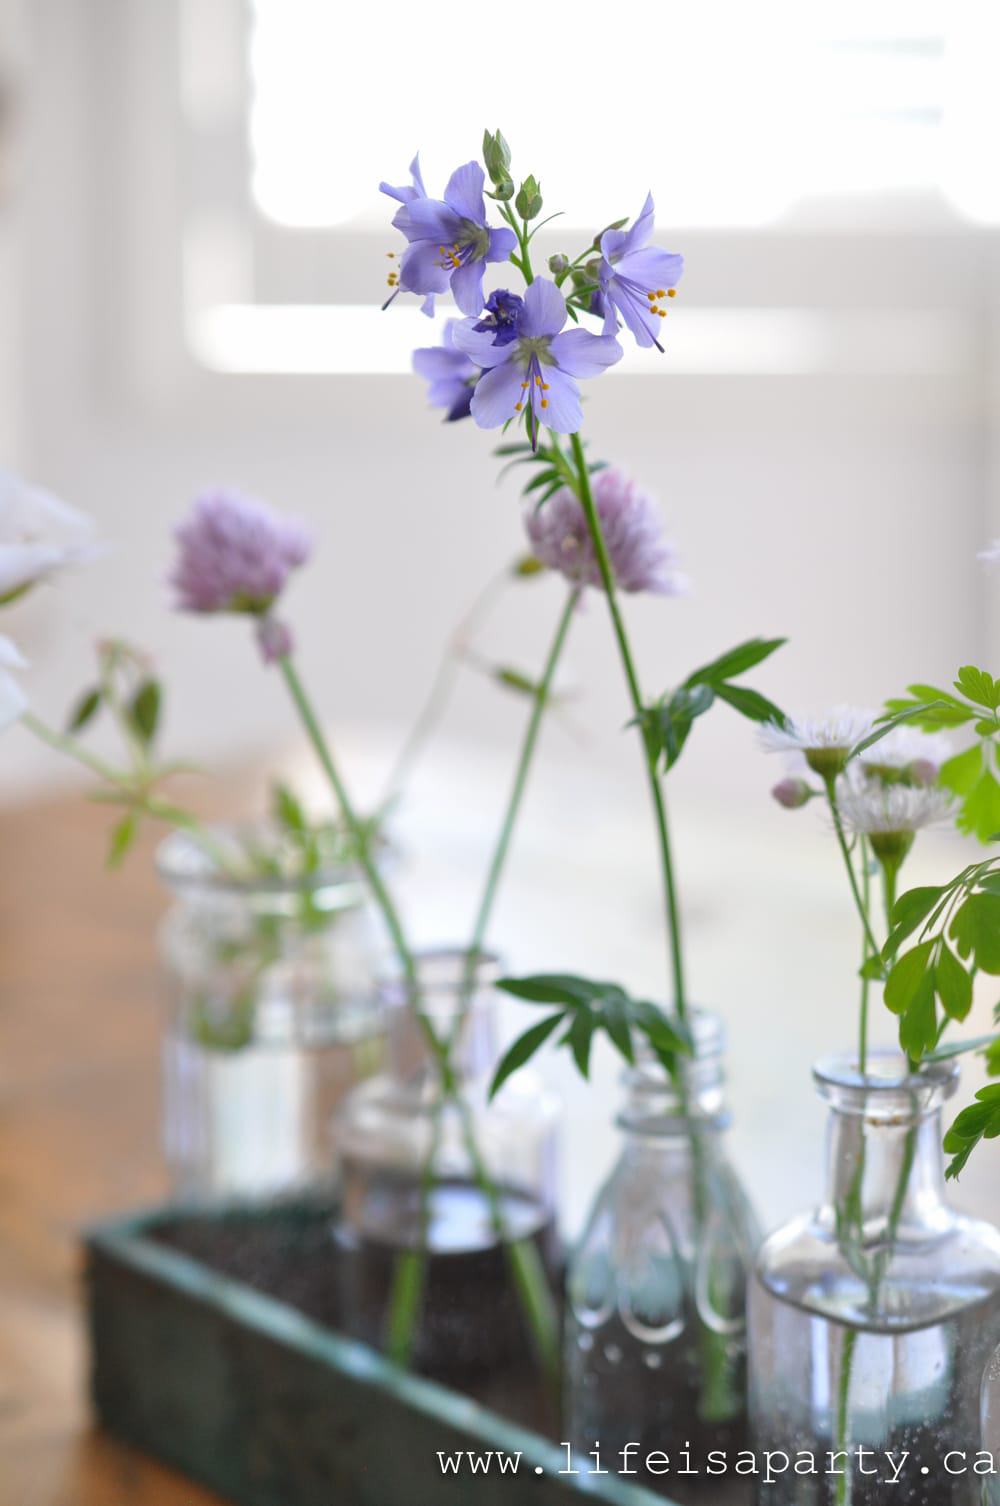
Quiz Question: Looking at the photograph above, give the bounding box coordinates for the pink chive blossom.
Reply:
[523,468,687,597]
[171,490,311,616]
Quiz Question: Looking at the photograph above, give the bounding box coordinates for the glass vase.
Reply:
[332,947,561,1415]
[748,1052,1000,1506]
[157,825,384,1202]
[983,1340,1000,1503]
[563,1011,759,1501]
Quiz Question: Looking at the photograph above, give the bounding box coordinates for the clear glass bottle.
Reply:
[157,825,384,1202]
[982,1339,1000,1503]
[749,1052,1000,1506]
[332,947,561,1411]
[563,1011,759,1500]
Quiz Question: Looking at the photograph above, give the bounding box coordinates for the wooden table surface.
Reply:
[0,792,225,1506]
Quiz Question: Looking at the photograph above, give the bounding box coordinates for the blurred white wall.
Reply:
[2,0,999,816]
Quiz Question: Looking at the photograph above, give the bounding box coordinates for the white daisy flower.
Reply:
[760,706,877,779]
[858,725,953,784]
[0,633,27,729]
[836,769,954,868]
[0,469,100,604]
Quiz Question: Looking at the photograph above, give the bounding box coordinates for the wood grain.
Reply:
[0,791,230,1506]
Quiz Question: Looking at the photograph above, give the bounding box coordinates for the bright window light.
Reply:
[245,0,997,231]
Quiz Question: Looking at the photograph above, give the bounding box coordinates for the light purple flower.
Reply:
[523,468,687,596]
[453,278,622,441]
[171,490,311,617]
[379,154,435,316]
[389,160,517,317]
[598,194,683,351]
[412,320,477,422]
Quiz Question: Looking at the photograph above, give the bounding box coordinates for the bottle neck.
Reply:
[815,1052,958,1237]
[617,1008,729,1137]
[381,948,499,1085]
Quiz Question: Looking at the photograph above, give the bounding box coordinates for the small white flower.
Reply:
[979,541,1000,567]
[836,771,954,837]
[0,633,27,729]
[858,725,953,777]
[0,469,100,603]
[760,706,877,757]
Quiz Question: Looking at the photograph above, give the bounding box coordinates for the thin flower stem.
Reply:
[824,777,883,977]
[467,587,578,957]
[568,430,687,1016]
[858,836,872,1076]
[22,710,132,788]
[277,652,559,1384]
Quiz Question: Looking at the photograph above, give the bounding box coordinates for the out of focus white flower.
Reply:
[0,634,27,728]
[0,469,99,603]
[979,541,1000,567]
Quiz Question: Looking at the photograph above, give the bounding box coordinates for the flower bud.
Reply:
[492,179,515,201]
[771,777,813,810]
[908,757,939,788]
[515,175,543,220]
[482,128,512,186]
[548,253,569,275]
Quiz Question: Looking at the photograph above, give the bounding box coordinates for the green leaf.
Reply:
[898,970,938,1059]
[958,771,1000,844]
[944,1084,1000,1179]
[955,665,1000,711]
[684,637,787,689]
[935,941,973,1022]
[713,682,787,725]
[489,1011,566,1100]
[495,666,544,698]
[884,886,945,958]
[107,809,139,869]
[600,994,635,1064]
[496,973,610,1007]
[925,1032,1000,1063]
[883,940,935,1015]
[883,691,975,731]
[67,686,102,734]
[859,956,886,982]
[940,744,984,798]
[951,892,1000,973]
[273,781,307,834]
[128,679,161,745]
[564,1008,595,1078]
[512,554,546,578]
[849,703,952,762]
[642,684,716,772]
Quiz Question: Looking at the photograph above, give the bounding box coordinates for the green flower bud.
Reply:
[482,128,512,187]
[805,746,851,781]
[548,253,569,274]
[515,175,543,220]
[492,178,515,202]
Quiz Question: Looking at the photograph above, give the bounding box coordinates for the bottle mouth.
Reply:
[619,1007,728,1132]
[156,822,381,901]
[813,1049,959,1118]
[377,946,504,1011]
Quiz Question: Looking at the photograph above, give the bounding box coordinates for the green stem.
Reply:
[858,836,872,1076]
[22,709,132,788]
[824,779,883,1074]
[568,430,686,1016]
[277,653,558,1384]
[467,587,578,957]
[834,1327,858,1506]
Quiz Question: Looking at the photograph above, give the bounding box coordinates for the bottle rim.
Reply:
[377,946,504,1006]
[156,822,384,899]
[813,1048,959,1117]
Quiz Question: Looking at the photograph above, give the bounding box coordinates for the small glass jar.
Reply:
[563,1011,759,1500]
[749,1052,1000,1506]
[157,826,384,1203]
[332,948,560,1404]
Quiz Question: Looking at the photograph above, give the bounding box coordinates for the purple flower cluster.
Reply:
[384,152,683,440]
[171,490,310,661]
[523,468,687,598]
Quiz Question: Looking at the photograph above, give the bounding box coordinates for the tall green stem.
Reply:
[858,836,872,1076]
[468,587,578,956]
[568,430,686,1015]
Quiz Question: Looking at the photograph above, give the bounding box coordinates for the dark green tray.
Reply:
[85,1205,668,1506]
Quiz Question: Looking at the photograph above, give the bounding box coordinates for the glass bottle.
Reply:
[332,947,561,1414]
[157,825,384,1202]
[563,1011,759,1501]
[748,1052,1000,1506]
[982,1339,1000,1503]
